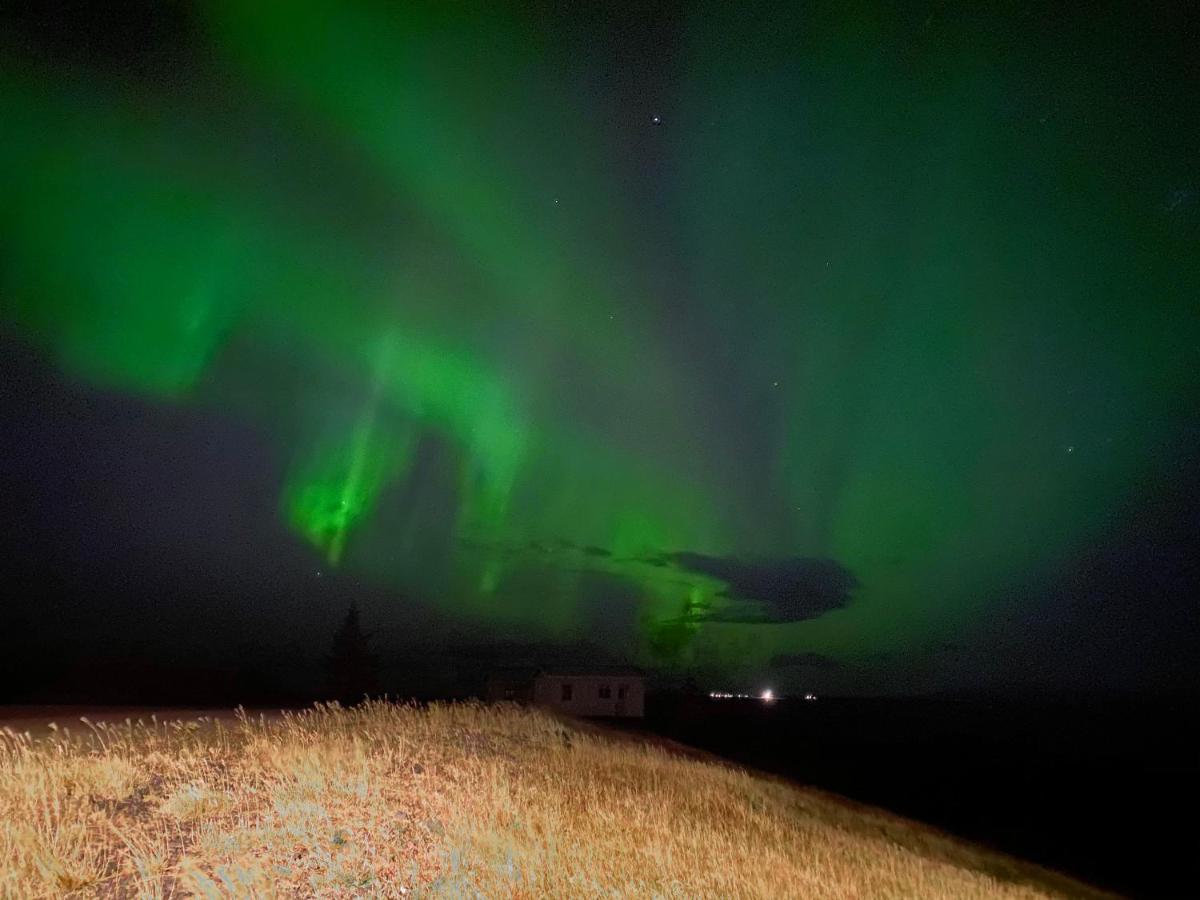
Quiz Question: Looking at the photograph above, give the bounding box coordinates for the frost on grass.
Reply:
[0,702,1098,898]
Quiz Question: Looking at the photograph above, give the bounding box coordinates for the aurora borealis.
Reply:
[2,1,1198,693]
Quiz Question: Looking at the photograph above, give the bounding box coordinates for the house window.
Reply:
[561,683,573,702]
[617,684,628,700]
[598,684,611,699]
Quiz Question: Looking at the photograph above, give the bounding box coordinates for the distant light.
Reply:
[652,115,662,124]
[804,692,817,702]
[761,689,774,702]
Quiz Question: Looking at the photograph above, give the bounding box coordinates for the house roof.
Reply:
[486,667,540,679]
[534,666,644,678]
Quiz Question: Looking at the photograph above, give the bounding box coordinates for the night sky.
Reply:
[2,1,1197,697]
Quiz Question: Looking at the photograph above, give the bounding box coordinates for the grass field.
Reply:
[0,701,1106,898]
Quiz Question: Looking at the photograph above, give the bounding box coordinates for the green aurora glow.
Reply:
[2,2,1196,684]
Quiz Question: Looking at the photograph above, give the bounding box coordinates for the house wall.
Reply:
[532,674,645,717]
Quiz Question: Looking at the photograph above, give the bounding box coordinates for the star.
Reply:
[1066,445,1075,454]
[651,115,662,125]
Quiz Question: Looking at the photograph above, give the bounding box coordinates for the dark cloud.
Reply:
[769,651,844,671]
[663,553,857,623]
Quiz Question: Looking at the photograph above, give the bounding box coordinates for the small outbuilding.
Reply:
[484,667,538,703]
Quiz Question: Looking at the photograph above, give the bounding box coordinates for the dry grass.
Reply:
[0,701,1102,898]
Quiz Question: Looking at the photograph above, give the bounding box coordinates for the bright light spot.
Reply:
[804,692,817,702]
[761,689,774,702]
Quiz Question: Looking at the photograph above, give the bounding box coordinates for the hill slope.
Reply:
[0,702,1106,898]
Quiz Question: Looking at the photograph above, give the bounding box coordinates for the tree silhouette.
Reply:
[326,601,379,705]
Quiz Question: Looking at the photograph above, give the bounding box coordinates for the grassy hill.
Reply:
[0,702,1107,898]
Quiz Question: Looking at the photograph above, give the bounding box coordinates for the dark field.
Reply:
[626,695,1197,900]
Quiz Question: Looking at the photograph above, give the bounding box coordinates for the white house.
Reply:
[531,667,645,718]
